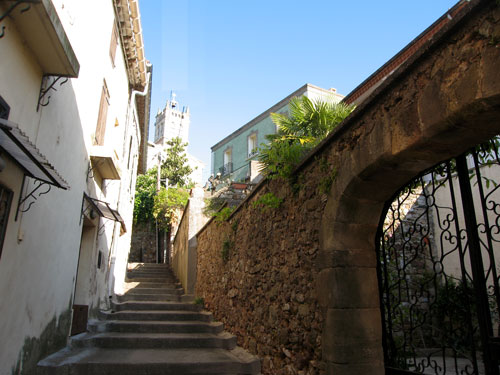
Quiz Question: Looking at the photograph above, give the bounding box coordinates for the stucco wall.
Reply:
[0,0,145,373]
[173,187,208,294]
[211,84,344,181]
[212,111,278,181]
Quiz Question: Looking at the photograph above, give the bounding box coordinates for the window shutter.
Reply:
[94,82,110,146]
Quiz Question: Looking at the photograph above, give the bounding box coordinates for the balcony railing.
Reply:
[219,162,233,176]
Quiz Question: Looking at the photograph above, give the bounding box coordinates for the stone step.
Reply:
[125,287,183,295]
[125,276,177,283]
[100,310,213,322]
[124,282,180,289]
[127,271,174,276]
[88,320,224,334]
[70,332,237,350]
[126,274,176,280]
[117,293,183,302]
[38,347,261,375]
[112,301,202,312]
[127,267,173,272]
[128,262,170,269]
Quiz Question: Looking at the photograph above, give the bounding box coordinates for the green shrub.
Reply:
[252,192,283,212]
[221,239,233,262]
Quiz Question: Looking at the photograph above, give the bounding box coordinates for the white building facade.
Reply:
[149,94,205,186]
[0,0,151,373]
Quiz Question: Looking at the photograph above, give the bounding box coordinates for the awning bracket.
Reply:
[0,0,35,39]
[15,175,51,221]
[37,75,69,112]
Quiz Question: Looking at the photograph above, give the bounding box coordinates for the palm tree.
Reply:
[258,95,354,178]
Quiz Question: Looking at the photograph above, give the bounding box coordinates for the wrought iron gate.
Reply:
[376,138,500,375]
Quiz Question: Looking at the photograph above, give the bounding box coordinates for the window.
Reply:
[109,22,119,67]
[221,148,232,175]
[0,185,13,259]
[247,132,258,157]
[94,81,110,146]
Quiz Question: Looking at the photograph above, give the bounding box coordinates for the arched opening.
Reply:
[376,137,500,374]
[318,98,500,374]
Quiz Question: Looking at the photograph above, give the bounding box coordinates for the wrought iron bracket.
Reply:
[80,193,100,226]
[0,0,35,39]
[15,174,51,221]
[97,220,112,236]
[87,159,100,181]
[37,75,69,112]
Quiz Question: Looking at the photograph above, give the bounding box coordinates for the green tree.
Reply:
[161,137,193,187]
[258,96,354,179]
[133,168,157,225]
[153,186,190,230]
[133,137,193,228]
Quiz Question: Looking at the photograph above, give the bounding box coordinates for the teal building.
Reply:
[210,84,343,184]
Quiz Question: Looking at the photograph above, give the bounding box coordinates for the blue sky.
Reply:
[139,0,458,180]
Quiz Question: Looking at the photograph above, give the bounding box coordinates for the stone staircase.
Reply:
[38,263,260,374]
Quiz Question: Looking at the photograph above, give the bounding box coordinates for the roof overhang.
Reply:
[89,146,121,180]
[1,0,79,77]
[83,194,126,233]
[113,0,146,90]
[0,118,68,189]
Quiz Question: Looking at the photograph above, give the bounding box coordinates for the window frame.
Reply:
[247,131,258,158]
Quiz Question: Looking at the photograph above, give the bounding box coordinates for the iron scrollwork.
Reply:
[0,0,36,39]
[377,137,500,375]
[15,175,51,221]
[37,75,69,112]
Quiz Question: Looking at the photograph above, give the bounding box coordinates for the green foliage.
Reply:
[258,96,354,180]
[213,206,235,223]
[317,157,337,194]
[252,192,283,212]
[203,197,226,217]
[133,137,193,228]
[432,279,478,353]
[133,168,158,224]
[153,187,190,229]
[161,137,193,187]
[231,218,239,233]
[258,140,306,180]
[221,239,233,262]
[194,297,205,305]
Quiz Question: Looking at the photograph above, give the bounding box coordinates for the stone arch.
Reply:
[316,2,500,374]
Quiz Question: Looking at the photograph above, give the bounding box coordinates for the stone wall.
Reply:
[197,164,331,374]
[196,2,500,375]
[129,222,156,263]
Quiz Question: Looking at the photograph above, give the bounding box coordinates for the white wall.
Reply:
[0,0,143,373]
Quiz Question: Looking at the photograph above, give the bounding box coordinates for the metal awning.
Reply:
[0,118,69,189]
[83,194,126,233]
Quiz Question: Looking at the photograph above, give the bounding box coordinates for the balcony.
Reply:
[89,146,121,180]
[218,162,233,176]
[1,0,79,77]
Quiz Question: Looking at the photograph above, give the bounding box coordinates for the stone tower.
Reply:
[153,92,190,147]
